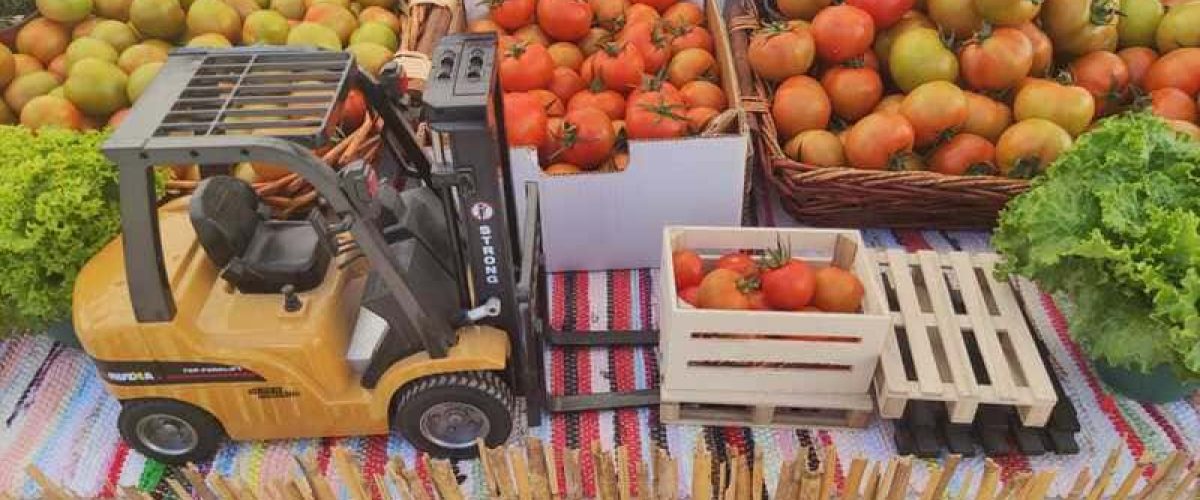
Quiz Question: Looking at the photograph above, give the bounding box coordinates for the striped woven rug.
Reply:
[1,193,1199,498]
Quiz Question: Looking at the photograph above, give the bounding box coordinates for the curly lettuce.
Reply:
[994,112,1200,379]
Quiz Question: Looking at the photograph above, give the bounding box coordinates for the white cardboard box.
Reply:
[464,0,750,272]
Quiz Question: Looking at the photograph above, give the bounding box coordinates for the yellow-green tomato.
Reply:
[888,27,959,92]
[974,0,1042,26]
[1156,1,1200,52]
[1118,0,1164,48]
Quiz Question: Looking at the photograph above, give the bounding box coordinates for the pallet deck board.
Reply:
[874,250,1058,429]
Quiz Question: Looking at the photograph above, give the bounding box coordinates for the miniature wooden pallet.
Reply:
[873,250,1058,428]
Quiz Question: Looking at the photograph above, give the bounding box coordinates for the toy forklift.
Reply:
[78,37,552,465]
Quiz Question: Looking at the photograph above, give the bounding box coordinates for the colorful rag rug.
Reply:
[2,197,1200,498]
[2,229,1199,498]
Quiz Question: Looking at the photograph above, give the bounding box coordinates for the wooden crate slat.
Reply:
[886,250,942,396]
[948,252,1017,403]
[915,252,979,400]
[978,259,1058,426]
[875,323,912,418]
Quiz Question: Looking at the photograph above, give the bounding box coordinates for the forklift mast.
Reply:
[365,33,546,423]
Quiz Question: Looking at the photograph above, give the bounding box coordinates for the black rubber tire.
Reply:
[393,371,514,459]
[117,399,225,465]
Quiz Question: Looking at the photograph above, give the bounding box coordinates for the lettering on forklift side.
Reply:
[248,386,300,399]
[91,359,265,386]
[479,224,500,284]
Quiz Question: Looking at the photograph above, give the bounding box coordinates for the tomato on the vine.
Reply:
[537,0,593,42]
[761,257,816,311]
[503,92,549,147]
[567,80,627,119]
[669,24,714,52]
[696,269,753,310]
[593,41,646,92]
[553,107,617,168]
[616,20,672,72]
[811,5,875,63]
[487,0,535,31]
[499,41,555,92]
[847,0,915,28]
[625,91,690,139]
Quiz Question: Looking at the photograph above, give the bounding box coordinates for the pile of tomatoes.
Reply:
[672,247,865,312]
[750,0,1200,177]
[471,0,727,174]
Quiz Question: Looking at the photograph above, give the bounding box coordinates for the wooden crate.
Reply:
[658,226,891,427]
[873,250,1058,427]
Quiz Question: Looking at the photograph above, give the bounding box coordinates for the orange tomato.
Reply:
[1149,88,1197,123]
[663,2,703,26]
[547,67,587,103]
[958,26,1033,91]
[537,0,593,42]
[666,48,717,87]
[928,133,997,175]
[680,80,727,110]
[547,42,585,70]
[843,112,915,169]
[899,81,969,146]
[1068,50,1129,114]
[544,162,583,174]
[961,91,1012,142]
[811,267,864,313]
[696,268,752,310]
[528,89,565,116]
[747,22,816,82]
[821,65,883,121]
[685,106,720,133]
[1117,46,1157,89]
[771,75,831,139]
[1143,48,1200,95]
[783,129,845,167]
[811,5,875,63]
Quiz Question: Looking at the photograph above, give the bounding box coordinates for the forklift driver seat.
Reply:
[189,176,332,294]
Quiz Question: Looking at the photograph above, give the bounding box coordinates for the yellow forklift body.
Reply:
[74,197,511,441]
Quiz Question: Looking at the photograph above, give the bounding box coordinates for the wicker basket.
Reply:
[731,1,1030,229]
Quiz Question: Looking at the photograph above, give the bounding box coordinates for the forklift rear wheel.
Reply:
[394,372,514,458]
[118,399,225,465]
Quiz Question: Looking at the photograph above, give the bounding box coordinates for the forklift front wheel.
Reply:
[118,399,225,465]
[393,372,514,459]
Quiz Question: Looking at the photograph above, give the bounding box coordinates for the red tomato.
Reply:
[846,0,915,28]
[528,89,565,116]
[1149,88,1197,123]
[487,0,535,31]
[761,259,816,311]
[958,26,1033,91]
[567,84,627,120]
[631,0,676,13]
[1143,47,1200,95]
[554,107,617,168]
[503,93,549,147]
[590,0,628,26]
[715,252,759,278]
[685,106,719,132]
[548,67,587,103]
[679,286,700,305]
[696,269,751,310]
[537,0,593,42]
[593,42,646,92]
[1117,46,1157,89]
[629,79,682,104]
[625,91,690,138]
[821,65,883,121]
[616,20,673,72]
[899,81,969,146]
[500,42,555,92]
[928,133,996,175]
[338,88,367,130]
[669,24,714,52]
[1069,50,1129,114]
[843,112,915,169]
[625,3,661,25]
[811,5,875,63]
[1014,22,1053,77]
[771,75,831,139]
[672,249,704,289]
